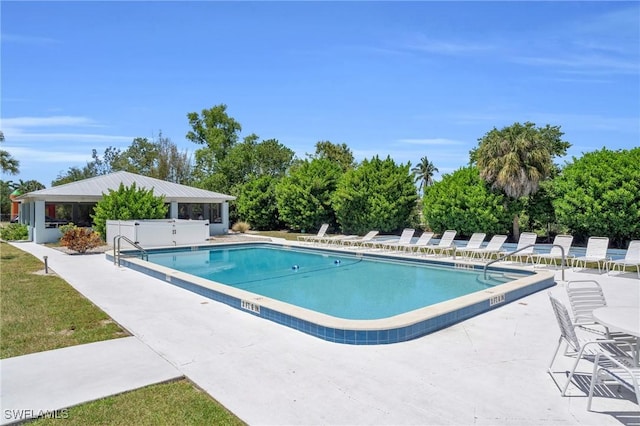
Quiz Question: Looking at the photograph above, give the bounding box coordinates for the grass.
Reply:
[0,242,127,358]
[0,241,245,425]
[250,230,302,241]
[31,379,245,426]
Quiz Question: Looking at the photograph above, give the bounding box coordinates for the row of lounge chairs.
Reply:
[297,225,640,275]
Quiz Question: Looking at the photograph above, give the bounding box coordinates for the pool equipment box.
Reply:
[106,219,210,248]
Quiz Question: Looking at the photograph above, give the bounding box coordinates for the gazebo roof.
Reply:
[17,171,236,203]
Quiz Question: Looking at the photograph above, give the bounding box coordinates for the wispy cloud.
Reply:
[2,147,93,163]
[401,34,495,56]
[0,33,60,45]
[397,138,463,146]
[2,116,100,128]
[1,115,134,146]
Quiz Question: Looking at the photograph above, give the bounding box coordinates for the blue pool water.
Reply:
[146,245,526,320]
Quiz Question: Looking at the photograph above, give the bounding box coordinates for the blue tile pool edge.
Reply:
[106,243,556,345]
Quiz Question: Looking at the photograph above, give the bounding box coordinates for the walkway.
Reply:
[1,241,638,425]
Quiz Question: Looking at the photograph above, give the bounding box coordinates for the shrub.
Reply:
[59,222,78,236]
[422,166,512,238]
[60,228,103,254]
[551,147,640,247]
[333,156,417,235]
[236,175,282,230]
[91,182,167,239]
[0,223,28,241]
[231,221,251,233]
[275,159,342,231]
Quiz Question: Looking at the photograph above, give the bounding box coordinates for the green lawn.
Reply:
[0,242,245,425]
[31,379,245,426]
[0,242,126,358]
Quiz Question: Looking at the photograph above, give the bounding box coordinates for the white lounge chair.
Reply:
[371,228,415,251]
[573,236,610,273]
[531,234,574,267]
[506,232,538,263]
[453,233,486,258]
[397,232,434,254]
[547,293,634,396]
[340,230,379,248]
[297,223,329,244]
[420,230,457,256]
[460,234,507,260]
[608,240,640,279]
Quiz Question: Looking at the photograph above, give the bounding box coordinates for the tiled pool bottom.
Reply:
[106,243,556,344]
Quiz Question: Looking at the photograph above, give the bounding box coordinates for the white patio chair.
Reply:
[460,234,507,260]
[393,231,434,254]
[506,232,538,263]
[608,240,640,279]
[547,293,634,396]
[297,223,330,244]
[573,236,610,273]
[531,234,574,268]
[420,230,457,256]
[453,233,486,258]
[565,280,637,343]
[371,228,415,251]
[340,230,379,249]
[587,351,640,411]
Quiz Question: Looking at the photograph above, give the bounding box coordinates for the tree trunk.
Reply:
[512,214,520,243]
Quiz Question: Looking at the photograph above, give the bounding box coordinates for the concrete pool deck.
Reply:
[2,240,639,425]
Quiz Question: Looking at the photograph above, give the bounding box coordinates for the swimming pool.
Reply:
[109,242,555,344]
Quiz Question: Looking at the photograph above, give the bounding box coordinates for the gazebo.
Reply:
[15,171,236,243]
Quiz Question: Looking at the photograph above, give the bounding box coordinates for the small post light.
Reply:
[43,256,49,274]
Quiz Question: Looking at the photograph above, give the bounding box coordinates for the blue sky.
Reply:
[2,1,639,187]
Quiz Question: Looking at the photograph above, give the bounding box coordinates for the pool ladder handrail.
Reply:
[113,235,148,266]
[483,243,567,281]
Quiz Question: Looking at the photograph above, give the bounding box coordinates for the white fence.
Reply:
[106,219,210,248]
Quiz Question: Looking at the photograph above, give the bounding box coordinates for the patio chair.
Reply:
[453,233,486,258]
[460,234,507,260]
[506,232,538,263]
[531,234,574,268]
[565,280,637,342]
[398,232,434,254]
[340,230,379,248]
[297,223,330,244]
[547,293,634,396]
[420,230,457,256]
[371,228,415,251]
[608,240,640,279]
[572,236,610,273]
[587,351,640,411]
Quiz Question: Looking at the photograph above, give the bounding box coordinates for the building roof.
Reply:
[17,171,236,203]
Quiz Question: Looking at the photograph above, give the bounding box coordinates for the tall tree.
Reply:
[411,156,439,194]
[0,130,20,175]
[186,105,242,191]
[471,122,570,240]
[52,166,97,186]
[186,104,241,161]
[310,141,355,172]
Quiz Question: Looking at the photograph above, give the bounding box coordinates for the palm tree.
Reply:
[0,130,20,175]
[411,156,438,195]
[473,122,569,241]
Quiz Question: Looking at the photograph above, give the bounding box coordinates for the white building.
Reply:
[15,171,235,243]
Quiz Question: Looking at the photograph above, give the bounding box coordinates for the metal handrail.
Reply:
[483,243,567,281]
[113,235,148,266]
